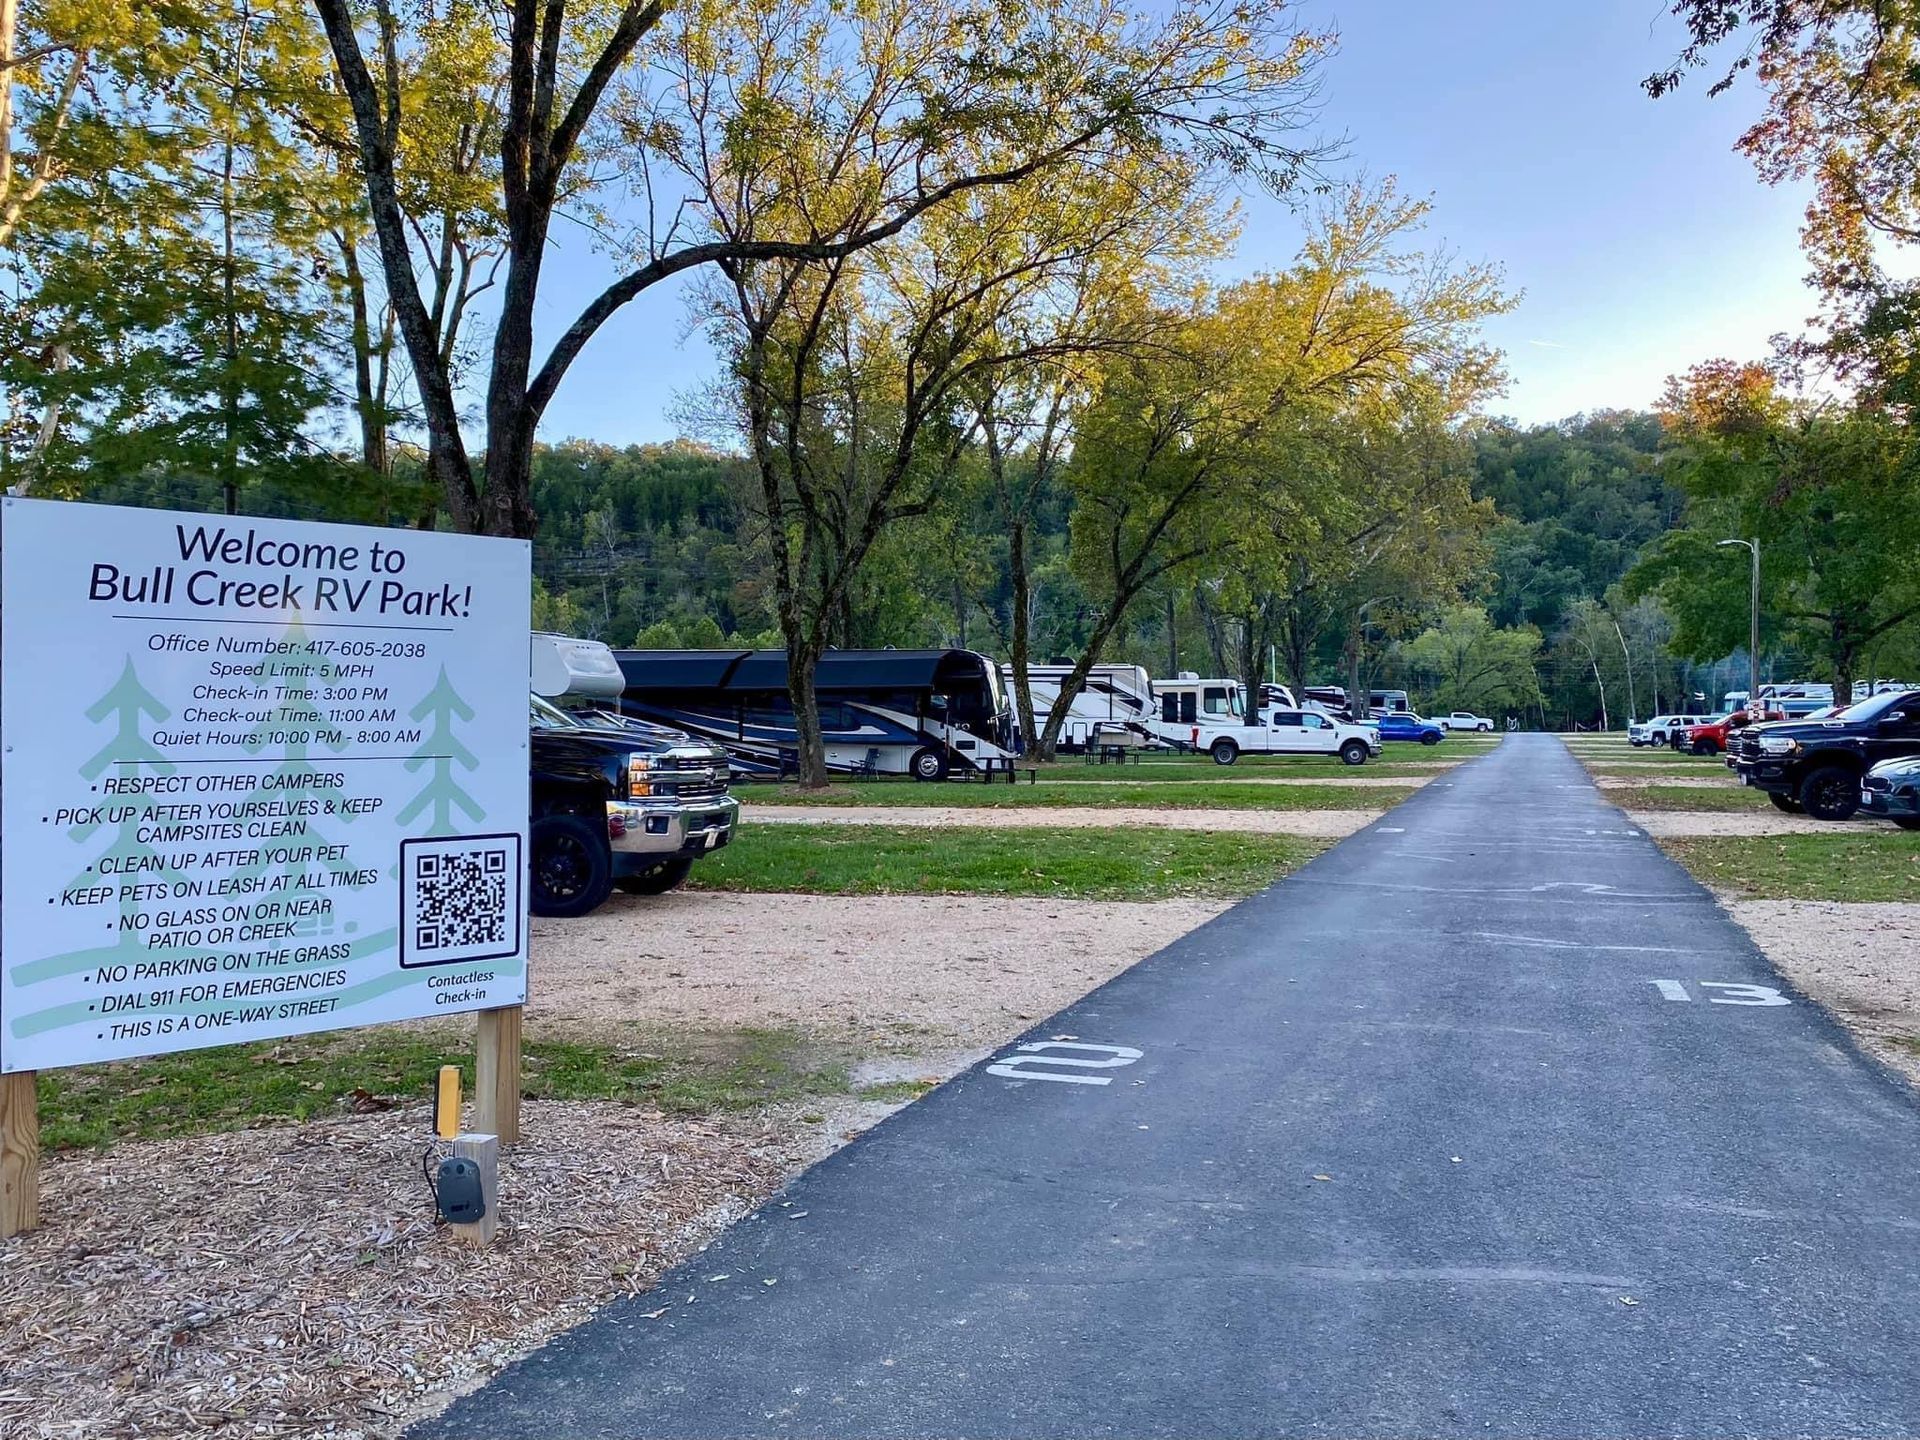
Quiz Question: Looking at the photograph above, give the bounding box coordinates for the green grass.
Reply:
[742,779,1412,811]
[1609,783,1771,812]
[1021,758,1446,781]
[1661,833,1920,902]
[1586,767,1733,780]
[36,1026,851,1152]
[691,822,1327,900]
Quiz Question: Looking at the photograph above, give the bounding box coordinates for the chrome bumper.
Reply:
[606,795,740,858]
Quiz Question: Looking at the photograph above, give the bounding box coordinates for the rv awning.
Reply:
[614,650,752,690]
[614,648,990,694]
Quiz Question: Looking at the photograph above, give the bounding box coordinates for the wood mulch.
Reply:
[0,1101,799,1438]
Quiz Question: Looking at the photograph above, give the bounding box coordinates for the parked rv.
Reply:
[1005,662,1157,752]
[615,647,1017,780]
[1151,674,1247,730]
[1302,685,1349,712]
[1258,683,1301,710]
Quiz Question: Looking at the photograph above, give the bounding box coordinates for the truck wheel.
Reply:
[1420,732,1441,747]
[1767,792,1803,815]
[1692,738,1720,756]
[531,812,613,918]
[616,857,694,896]
[1339,740,1368,767]
[1478,722,1492,732]
[1798,764,1862,822]
[910,747,949,782]
[1210,739,1239,766]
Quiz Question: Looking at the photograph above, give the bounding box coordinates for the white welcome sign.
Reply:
[0,498,531,1072]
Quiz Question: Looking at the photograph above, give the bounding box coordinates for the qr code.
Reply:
[400,834,523,968]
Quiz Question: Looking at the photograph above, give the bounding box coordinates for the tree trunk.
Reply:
[1832,634,1856,709]
[1237,613,1262,726]
[1280,597,1314,697]
[1038,608,1128,759]
[1165,589,1178,678]
[1196,588,1230,676]
[1346,608,1369,720]
[787,637,830,790]
[1009,517,1038,757]
[339,235,387,475]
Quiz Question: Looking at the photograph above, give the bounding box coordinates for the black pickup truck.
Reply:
[1729,689,1920,821]
[530,695,738,916]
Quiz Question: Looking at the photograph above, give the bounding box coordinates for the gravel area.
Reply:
[1624,811,1905,837]
[1593,775,1739,789]
[529,891,1230,1048]
[1583,762,1725,770]
[744,805,1381,836]
[1725,899,1920,1085]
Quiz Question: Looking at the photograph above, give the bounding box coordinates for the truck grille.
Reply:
[652,761,729,800]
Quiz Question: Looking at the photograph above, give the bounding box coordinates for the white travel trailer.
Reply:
[1005,662,1158,752]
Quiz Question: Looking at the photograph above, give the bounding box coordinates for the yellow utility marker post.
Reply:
[435,1065,463,1140]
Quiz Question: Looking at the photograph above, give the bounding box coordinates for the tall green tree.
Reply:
[1626,360,1920,705]
[3,1,356,508]
[1400,605,1542,717]
[309,0,1334,538]
[1649,2,1920,399]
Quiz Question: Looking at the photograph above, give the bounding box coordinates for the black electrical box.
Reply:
[435,1156,486,1224]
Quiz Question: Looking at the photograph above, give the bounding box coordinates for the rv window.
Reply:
[741,697,795,732]
[1161,694,1178,723]
[1203,687,1231,716]
[1180,692,1197,724]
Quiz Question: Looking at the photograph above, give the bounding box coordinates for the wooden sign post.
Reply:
[1,1071,39,1238]
[474,1006,523,1145]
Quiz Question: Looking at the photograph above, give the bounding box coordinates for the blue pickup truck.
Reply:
[1375,712,1446,746]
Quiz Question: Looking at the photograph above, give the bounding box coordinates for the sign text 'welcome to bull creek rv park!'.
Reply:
[0,498,532,1073]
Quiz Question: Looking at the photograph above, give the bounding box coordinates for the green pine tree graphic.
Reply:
[68,658,173,935]
[397,665,484,837]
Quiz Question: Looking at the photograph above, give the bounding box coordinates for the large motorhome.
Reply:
[613,647,1018,781]
[1004,662,1157,752]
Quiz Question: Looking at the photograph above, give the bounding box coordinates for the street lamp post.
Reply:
[1717,538,1761,713]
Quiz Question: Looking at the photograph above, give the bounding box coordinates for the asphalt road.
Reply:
[420,735,1920,1439]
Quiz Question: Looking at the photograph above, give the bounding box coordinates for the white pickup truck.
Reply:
[1194,707,1383,766]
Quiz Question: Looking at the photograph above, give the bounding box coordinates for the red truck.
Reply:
[1677,708,1785,757]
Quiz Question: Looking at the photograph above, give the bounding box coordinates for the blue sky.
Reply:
[528,0,1818,446]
